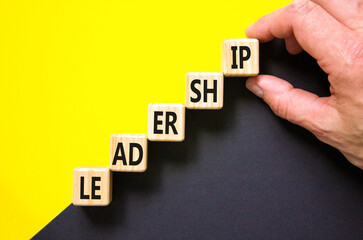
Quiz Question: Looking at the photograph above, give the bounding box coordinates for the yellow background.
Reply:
[0,0,290,239]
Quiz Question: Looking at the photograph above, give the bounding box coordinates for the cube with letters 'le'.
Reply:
[73,167,112,206]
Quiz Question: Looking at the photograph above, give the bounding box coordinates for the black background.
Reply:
[34,39,363,240]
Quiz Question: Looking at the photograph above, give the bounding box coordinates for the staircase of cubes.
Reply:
[72,38,259,206]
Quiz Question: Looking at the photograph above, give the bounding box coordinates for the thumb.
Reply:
[246,75,334,133]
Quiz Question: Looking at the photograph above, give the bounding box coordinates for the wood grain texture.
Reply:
[222,38,259,77]
[185,72,224,110]
[148,103,185,142]
[72,167,112,206]
[109,134,147,172]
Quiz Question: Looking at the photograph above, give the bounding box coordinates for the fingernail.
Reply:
[246,80,263,98]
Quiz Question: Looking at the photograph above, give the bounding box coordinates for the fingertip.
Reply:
[288,47,304,55]
[246,76,264,98]
[286,42,304,55]
[245,22,256,38]
[247,75,294,97]
[246,76,257,83]
[285,35,304,55]
[246,76,259,89]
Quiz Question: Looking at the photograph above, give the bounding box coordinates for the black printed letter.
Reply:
[154,111,163,134]
[203,79,217,103]
[231,46,238,69]
[80,176,90,199]
[129,143,143,166]
[165,112,178,135]
[92,177,101,200]
[112,142,127,166]
[190,79,201,102]
[239,46,251,69]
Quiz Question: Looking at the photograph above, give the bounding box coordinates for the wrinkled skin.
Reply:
[245,0,363,169]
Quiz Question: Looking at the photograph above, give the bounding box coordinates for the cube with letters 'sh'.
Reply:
[185,72,224,110]
[222,38,259,77]
[110,134,147,172]
[73,167,112,206]
[148,103,185,142]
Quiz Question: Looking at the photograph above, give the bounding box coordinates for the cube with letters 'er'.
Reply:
[110,134,147,172]
[185,72,224,110]
[148,103,185,142]
[222,38,259,77]
[73,167,112,206]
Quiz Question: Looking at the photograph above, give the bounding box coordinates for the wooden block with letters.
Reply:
[185,72,224,110]
[73,167,112,206]
[110,134,147,172]
[148,103,185,142]
[222,38,259,77]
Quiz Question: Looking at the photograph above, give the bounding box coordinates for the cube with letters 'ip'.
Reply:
[222,38,259,77]
[148,103,185,142]
[110,134,147,172]
[185,72,224,109]
[73,167,112,206]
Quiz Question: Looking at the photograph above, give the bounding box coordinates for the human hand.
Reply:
[245,0,363,169]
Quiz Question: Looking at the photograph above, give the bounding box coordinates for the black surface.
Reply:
[33,39,363,240]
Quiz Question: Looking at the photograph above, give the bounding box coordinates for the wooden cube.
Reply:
[222,38,259,77]
[110,134,147,172]
[73,167,112,206]
[185,72,224,110]
[148,103,185,142]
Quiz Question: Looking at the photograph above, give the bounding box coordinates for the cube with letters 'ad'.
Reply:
[110,134,147,172]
